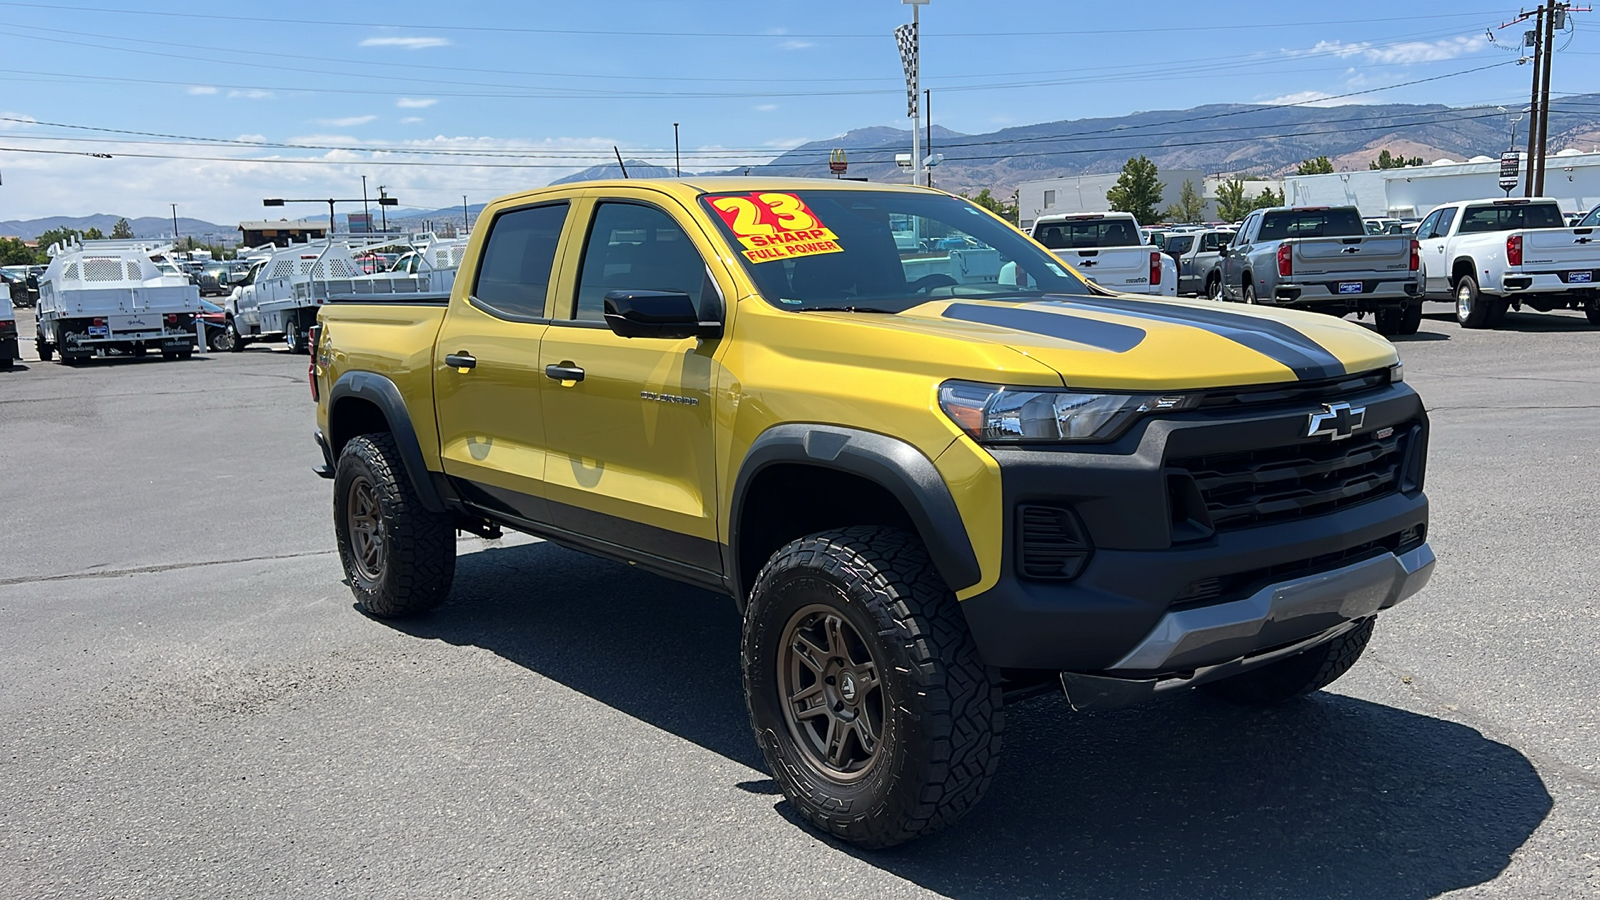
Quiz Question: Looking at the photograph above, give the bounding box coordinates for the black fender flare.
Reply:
[1448,257,1478,288]
[729,424,983,595]
[327,370,445,512]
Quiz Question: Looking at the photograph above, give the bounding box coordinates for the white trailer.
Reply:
[228,235,461,354]
[34,240,202,363]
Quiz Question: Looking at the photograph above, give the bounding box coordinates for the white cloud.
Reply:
[1287,35,1487,66]
[315,115,378,127]
[778,40,813,51]
[400,117,424,124]
[227,89,275,100]
[360,36,451,50]
[754,104,778,112]
[396,98,438,109]
[187,86,218,96]
[1261,90,1339,107]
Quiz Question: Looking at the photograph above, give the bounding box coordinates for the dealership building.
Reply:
[1282,150,1600,219]
[1016,170,1285,229]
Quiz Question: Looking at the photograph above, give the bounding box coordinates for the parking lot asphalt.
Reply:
[1,305,1597,899]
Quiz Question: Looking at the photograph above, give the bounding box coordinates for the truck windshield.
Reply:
[1258,208,1365,240]
[700,190,1092,312]
[1034,219,1141,249]
[1457,203,1566,233]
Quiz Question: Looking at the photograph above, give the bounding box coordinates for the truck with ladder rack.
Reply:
[33,239,202,363]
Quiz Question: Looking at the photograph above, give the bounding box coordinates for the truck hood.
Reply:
[818,295,1399,391]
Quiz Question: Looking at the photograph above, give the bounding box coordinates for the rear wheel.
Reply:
[130,344,148,358]
[208,326,235,352]
[1199,618,1375,705]
[1242,280,1258,304]
[1399,301,1423,335]
[1455,276,1494,328]
[742,526,1003,849]
[284,322,302,354]
[333,433,456,618]
[37,340,53,361]
[1588,299,1600,326]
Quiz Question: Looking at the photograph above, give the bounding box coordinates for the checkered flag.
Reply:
[894,22,918,119]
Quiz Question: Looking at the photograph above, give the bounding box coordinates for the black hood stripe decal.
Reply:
[942,303,1146,353]
[1038,297,1346,381]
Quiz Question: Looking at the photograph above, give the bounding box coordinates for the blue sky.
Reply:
[0,0,1593,223]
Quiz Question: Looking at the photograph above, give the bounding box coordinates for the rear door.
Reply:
[534,190,728,580]
[433,198,575,516]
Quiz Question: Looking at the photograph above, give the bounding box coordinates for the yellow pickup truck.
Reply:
[311,179,1434,848]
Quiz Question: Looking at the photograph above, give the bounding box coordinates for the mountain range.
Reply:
[13,95,1600,236]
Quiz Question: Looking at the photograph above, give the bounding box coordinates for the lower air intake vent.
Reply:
[1017,505,1093,581]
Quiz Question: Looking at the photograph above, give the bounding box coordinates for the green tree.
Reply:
[1105,155,1163,225]
[1214,178,1252,222]
[1369,149,1425,170]
[1253,186,1285,210]
[0,236,39,265]
[36,227,83,249]
[1296,156,1335,175]
[82,227,105,241]
[1163,179,1205,224]
[963,187,1019,224]
[111,217,134,238]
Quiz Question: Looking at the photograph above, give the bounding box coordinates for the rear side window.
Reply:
[1164,235,1194,255]
[1457,203,1565,234]
[571,202,709,322]
[472,202,570,319]
[1034,219,1141,249]
[1258,208,1365,241]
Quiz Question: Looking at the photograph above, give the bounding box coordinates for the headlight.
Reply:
[938,381,1197,443]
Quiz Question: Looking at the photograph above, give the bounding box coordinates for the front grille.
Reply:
[1193,369,1391,412]
[1170,424,1412,531]
[1017,505,1092,581]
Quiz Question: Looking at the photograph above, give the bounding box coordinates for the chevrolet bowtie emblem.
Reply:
[1307,402,1366,441]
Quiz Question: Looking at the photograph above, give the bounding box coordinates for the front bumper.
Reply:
[957,379,1431,672]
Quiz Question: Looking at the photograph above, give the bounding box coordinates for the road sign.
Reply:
[1499,151,1522,190]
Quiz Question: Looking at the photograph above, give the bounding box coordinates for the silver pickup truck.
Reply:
[1218,206,1424,335]
[1162,227,1234,297]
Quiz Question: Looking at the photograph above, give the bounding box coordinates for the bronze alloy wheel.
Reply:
[345,474,385,587]
[777,603,886,781]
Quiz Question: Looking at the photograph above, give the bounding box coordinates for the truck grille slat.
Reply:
[1171,426,1411,530]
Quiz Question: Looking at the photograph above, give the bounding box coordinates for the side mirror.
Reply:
[603,290,721,340]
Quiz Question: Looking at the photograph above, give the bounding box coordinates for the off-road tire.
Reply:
[1198,618,1376,705]
[333,433,455,618]
[1455,276,1493,328]
[742,526,1003,849]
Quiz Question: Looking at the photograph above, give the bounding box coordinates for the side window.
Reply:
[1415,211,1440,241]
[1581,206,1600,227]
[472,202,570,319]
[1237,214,1258,243]
[1435,208,1457,237]
[571,202,711,323]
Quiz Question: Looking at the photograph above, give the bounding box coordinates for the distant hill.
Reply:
[551,159,679,184]
[720,96,1600,197]
[0,214,233,242]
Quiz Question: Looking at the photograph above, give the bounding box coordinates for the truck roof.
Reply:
[486,177,944,209]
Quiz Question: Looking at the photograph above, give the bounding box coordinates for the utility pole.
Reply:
[673,122,681,178]
[462,195,470,234]
[925,88,933,188]
[361,175,370,232]
[170,203,180,246]
[378,185,389,232]
[1504,3,1587,196]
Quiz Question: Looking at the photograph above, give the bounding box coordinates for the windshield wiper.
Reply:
[794,305,898,314]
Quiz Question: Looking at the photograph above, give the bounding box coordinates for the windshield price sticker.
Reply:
[710,193,844,264]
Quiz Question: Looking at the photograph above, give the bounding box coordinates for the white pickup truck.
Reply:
[1028,212,1177,296]
[1415,197,1600,328]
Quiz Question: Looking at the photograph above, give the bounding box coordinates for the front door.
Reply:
[433,200,574,518]
[537,196,725,578]
[1417,209,1455,297]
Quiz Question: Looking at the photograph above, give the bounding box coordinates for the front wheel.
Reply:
[1455,276,1494,328]
[742,526,1003,849]
[333,433,456,618]
[1206,275,1223,301]
[1199,618,1375,705]
[228,320,248,352]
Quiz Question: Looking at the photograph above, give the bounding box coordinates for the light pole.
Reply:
[378,185,389,232]
[673,122,681,178]
[170,203,180,246]
[263,196,397,240]
[895,0,929,187]
[361,175,370,233]
[462,195,470,234]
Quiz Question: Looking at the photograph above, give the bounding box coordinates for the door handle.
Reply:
[445,352,476,370]
[545,363,585,383]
